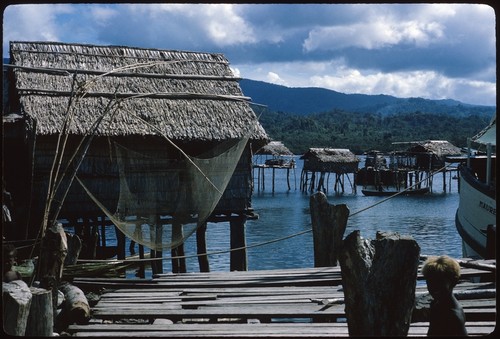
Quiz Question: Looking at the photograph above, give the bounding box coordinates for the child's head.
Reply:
[422,255,461,297]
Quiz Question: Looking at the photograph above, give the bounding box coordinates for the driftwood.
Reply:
[309,192,349,267]
[339,230,421,336]
[38,222,68,324]
[25,286,53,336]
[2,280,32,336]
[56,281,90,331]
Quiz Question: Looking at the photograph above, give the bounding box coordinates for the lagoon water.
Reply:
[148,156,463,274]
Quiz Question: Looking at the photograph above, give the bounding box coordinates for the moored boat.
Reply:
[361,187,429,196]
[454,116,496,259]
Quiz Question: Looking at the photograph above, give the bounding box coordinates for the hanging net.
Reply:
[77,136,248,251]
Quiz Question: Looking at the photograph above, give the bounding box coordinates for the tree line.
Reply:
[258,109,494,155]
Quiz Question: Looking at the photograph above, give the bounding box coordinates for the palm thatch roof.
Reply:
[408,140,462,158]
[301,148,359,173]
[256,141,294,156]
[6,41,269,145]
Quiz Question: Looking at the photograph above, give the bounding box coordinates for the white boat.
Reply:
[454,116,496,259]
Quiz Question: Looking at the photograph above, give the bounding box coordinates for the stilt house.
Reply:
[300,148,359,193]
[406,140,462,170]
[3,41,269,269]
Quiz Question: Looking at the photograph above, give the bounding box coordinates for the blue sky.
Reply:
[2,3,497,106]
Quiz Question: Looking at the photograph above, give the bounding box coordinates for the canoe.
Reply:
[361,187,430,196]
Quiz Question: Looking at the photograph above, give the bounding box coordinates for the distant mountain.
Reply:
[239,79,495,117]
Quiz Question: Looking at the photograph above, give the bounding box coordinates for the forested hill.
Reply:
[239,79,496,155]
[239,78,495,117]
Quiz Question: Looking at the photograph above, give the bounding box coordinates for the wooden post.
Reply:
[38,222,68,325]
[196,222,210,272]
[115,225,126,260]
[2,280,32,336]
[286,168,291,190]
[171,221,186,273]
[26,286,53,336]
[339,230,420,336]
[272,167,275,193]
[309,192,349,267]
[230,215,247,271]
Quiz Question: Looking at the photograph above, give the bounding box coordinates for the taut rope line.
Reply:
[77,163,455,264]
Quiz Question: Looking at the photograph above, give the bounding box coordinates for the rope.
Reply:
[77,163,455,264]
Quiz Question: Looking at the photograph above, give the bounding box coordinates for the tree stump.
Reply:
[56,281,90,331]
[2,280,32,336]
[38,222,68,324]
[310,192,349,267]
[339,230,420,336]
[25,286,53,336]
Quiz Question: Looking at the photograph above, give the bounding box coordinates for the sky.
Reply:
[2,3,497,106]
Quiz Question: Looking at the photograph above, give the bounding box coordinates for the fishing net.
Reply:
[78,137,248,251]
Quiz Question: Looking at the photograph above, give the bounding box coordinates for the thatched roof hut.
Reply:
[407,140,462,169]
[256,141,294,157]
[301,148,359,173]
[3,41,269,240]
[5,41,267,141]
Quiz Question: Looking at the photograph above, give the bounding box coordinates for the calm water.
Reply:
[122,156,462,275]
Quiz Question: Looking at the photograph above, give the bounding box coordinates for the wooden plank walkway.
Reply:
[68,261,496,337]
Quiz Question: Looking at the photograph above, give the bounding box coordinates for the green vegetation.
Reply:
[259,109,494,155]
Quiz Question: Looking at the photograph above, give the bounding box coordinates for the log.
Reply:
[309,192,349,267]
[56,281,90,331]
[339,230,420,336]
[2,280,32,336]
[38,221,68,324]
[25,286,53,336]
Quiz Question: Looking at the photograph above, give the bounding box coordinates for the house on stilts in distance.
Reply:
[358,140,462,193]
[300,148,359,194]
[2,41,269,274]
[253,140,296,191]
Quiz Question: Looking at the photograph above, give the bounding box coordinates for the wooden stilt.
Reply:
[230,216,247,271]
[171,221,185,273]
[196,222,210,272]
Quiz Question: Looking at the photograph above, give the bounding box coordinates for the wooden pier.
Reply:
[67,259,495,337]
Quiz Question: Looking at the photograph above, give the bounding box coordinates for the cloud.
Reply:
[3,4,73,49]
[2,3,495,106]
[266,72,287,86]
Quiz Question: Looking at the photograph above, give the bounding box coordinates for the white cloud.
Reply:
[3,4,74,55]
[266,72,287,86]
[236,60,496,106]
[134,3,257,47]
[303,18,445,52]
[89,5,119,26]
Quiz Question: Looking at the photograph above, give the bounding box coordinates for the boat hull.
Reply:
[361,187,429,196]
[455,164,496,259]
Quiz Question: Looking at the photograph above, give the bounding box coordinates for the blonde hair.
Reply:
[422,255,461,286]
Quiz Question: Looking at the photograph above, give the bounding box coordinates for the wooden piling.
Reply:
[339,230,420,336]
[230,215,247,271]
[38,222,68,325]
[196,222,210,272]
[26,286,53,336]
[310,192,349,267]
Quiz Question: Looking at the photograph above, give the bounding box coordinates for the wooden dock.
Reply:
[68,260,496,337]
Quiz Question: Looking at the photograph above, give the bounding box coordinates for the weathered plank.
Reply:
[69,261,496,337]
[67,322,496,337]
